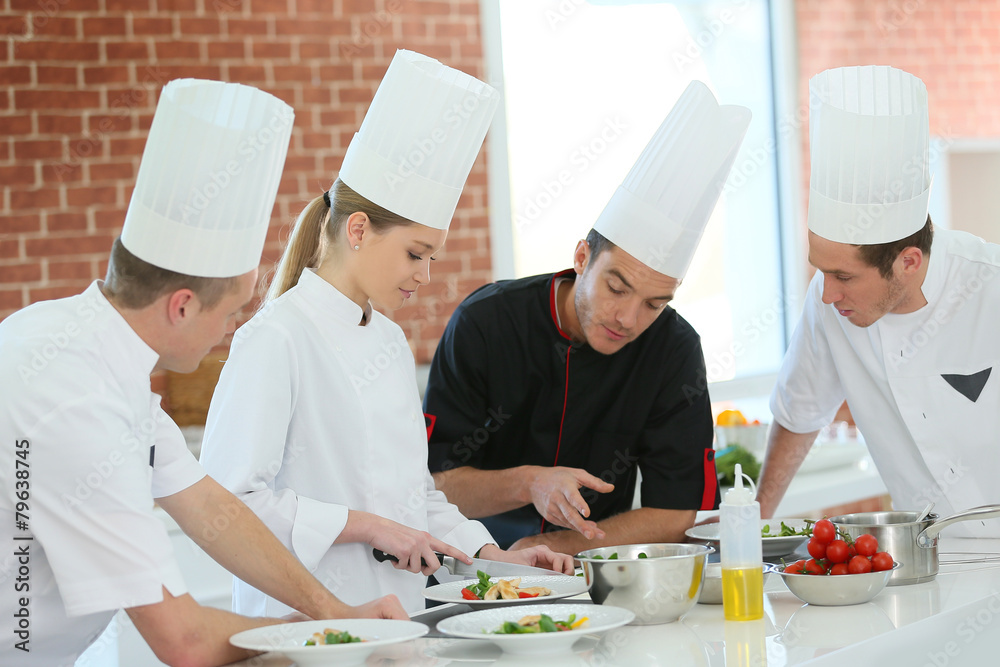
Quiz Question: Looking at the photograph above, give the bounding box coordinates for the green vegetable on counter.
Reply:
[463,569,494,599]
[761,519,814,538]
[715,445,761,485]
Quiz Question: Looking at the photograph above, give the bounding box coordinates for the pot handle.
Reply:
[916,504,1000,548]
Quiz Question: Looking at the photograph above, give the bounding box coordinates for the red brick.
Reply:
[275,18,334,36]
[106,0,153,9]
[94,209,126,230]
[208,41,245,59]
[0,16,28,37]
[88,161,134,182]
[46,212,88,232]
[14,139,63,160]
[318,64,354,81]
[29,285,84,302]
[0,66,32,85]
[83,17,128,37]
[0,290,23,310]
[301,131,333,149]
[48,260,95,281]
[66,185,118,208]
[41,163,83,183]
[343,0,376,12]
[273,65,312,80]
[320,109,359,126]
[132,17,174,36]
[10,188,56,211]
[229,19,271,36]
[65,135,106,163]
[401,21,428,38]
[32,17,80,38]
[0,240,20,260]
[299,41,332,59]
[0,114,32,134]
[16,90,100,110]
[14,41,100,62]
[36,66,79,85]
[26,235,111,258]
[229,65,267,82]
[434,21,468,39]
[158,0,199,10]
[105,42,152,61]
[179,17,222,34]
[249,0,289,12]
[84,66,132,85]
[336,40,376,59]
[88,114,132,135]
[2,214,40,232]
[0,263,42,283]
[154,41,201,60]
[147,65,221,82]
[251,41,290,59]
[338,86,374,104]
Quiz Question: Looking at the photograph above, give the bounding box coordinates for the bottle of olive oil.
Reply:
[720,463,763,621]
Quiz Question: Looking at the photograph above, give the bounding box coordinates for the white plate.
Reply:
[229,619,428,667]
[424,574,590,607]
[437,603,634,656]
[685,518,810,557]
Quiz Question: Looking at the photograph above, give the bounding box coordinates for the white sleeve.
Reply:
[200,313,348,572]
[770,272,847,434]
[150,401,206,499]
[423,470,495,554]
[32,395,188,617]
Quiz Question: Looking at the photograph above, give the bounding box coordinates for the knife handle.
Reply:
[372,548,444,567]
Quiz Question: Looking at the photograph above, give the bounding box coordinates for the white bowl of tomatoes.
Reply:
[773,519,899,606]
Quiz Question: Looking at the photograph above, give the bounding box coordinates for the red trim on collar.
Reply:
[548,269,576,341]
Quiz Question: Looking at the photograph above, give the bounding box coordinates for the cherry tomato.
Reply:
[461,587,480,600]
[871,551,894,572]
[830,563,850,575]
[518,592,539,599]
[785,559,808,574]
[812,519,836,544]
[848,555,873,574]
[847,544,858,559]
[825,539,849,564]
[855,534,879,558]
[807,537,828,560]
[804,558,827,575]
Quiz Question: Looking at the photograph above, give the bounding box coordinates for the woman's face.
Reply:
[357,222,447,311]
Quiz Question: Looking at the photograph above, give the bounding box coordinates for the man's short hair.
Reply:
[103,237,242,310]
[585,228,616,262]
[856,215,934,279]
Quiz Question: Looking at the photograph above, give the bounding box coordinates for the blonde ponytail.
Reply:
[265,179,414,304]
[265,195,329,302]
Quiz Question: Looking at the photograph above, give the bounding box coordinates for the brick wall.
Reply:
[795,0,1000,200]
[0,0,492,376]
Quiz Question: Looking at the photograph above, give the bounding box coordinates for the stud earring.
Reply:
[354,245,360,250]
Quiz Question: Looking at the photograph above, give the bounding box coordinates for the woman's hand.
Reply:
[345,511,472,576]
[478,543,576,575]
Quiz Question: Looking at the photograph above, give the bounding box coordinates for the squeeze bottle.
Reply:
[720,463,763,621]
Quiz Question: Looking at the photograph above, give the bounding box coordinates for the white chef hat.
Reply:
[121,79,293,278]
[338,50,500,231]
[592,81,751,279]
[808,66,931,245]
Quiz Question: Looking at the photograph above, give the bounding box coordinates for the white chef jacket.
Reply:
[200,269,494,614]
[772,228,1000,537]
[0,282,206,666]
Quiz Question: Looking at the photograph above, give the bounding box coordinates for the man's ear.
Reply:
[898,246,925,276]
[573,239,590,276]
[165,289,197,325]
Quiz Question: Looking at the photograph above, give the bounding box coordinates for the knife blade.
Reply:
[372,548,557,578]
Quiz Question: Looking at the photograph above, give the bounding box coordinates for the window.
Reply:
[483,0,800,395]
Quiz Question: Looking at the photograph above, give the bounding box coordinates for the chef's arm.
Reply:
[756,423,819,518]
[510,507,696,556]
[433,465,613,539]
[158,476,407,620]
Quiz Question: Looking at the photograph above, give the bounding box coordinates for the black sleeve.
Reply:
[424,303,494,472]
[636,329,719,511]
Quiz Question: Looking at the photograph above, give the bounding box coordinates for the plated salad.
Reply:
[302,629,364,645]
[492,613,588,634]
[462,570,552,601]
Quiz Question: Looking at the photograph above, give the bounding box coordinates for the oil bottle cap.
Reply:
[724,463,758,505]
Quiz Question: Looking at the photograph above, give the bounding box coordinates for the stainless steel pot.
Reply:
[830,505,1000,586]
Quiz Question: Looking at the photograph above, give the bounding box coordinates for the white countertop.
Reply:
[225,536,1000,667]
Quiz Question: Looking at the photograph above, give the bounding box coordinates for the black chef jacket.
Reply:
[425,270,719,548]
